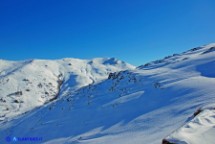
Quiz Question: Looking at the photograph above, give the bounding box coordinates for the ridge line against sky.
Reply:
[0,0,215,66]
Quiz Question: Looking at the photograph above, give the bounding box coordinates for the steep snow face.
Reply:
[0,43,215,144]
[0,58,135,122]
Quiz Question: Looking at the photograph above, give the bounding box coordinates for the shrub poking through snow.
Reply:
[13,99,19,103]
[193,108,202,117]
[0,98,6,103]
[108,72,120,79]
[162,139,175,144]
[38,83,43,88]
[7,91,23,97]
[22,78,29,82]
[15,91,22,96]
[154,82,161,88]
[202,46,215,54]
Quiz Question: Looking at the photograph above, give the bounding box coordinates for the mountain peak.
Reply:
[0,57,134,122]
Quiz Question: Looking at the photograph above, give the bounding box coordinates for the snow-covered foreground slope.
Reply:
[0,44,215,144]
[0,58,134,121]
[164,106,215,144]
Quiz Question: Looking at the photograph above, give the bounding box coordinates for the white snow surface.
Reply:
[165,107,215,144]
[0,58,134,121]
[0,43,215,144]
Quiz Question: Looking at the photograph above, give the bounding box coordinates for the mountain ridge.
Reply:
[0,43,215,144]
[0,57,135,122]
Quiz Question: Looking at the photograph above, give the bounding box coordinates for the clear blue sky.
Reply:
[0,0,215,66]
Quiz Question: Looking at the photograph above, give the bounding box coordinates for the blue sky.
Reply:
[0,0,215,66]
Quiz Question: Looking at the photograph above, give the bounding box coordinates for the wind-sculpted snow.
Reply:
[164,107,215,144]
[0,44,215,144]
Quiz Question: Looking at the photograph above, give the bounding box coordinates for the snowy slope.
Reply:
[164,106,215,144]
[0,44,215,144]
[0,58,134,122]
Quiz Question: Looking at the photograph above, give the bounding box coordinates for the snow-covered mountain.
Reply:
[0,44,215,144]
[0,58,135,121]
